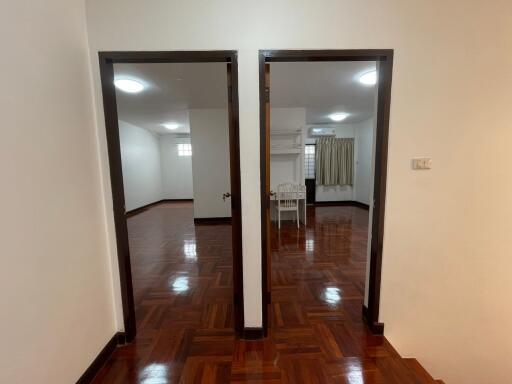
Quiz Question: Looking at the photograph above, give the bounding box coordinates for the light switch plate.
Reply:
[412,157,432,170]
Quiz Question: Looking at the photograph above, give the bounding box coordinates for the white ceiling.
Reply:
[113,60,377,135]
[114,62,228,134]
[270,61,378,124]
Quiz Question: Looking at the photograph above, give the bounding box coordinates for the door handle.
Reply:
[222,192,231,201]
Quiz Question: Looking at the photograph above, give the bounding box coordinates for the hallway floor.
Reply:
[92,202,440,383]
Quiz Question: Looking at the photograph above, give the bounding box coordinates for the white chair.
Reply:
[276,183,300,229]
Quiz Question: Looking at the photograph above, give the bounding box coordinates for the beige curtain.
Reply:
[315,138,354,186]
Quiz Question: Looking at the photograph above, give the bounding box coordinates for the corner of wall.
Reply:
[84,40,125,332]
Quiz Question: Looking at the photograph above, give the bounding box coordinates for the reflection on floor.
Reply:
[128,201,233,332]
[92,203,439,383]
[92,202,233,383]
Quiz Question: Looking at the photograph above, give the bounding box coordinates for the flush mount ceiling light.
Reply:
[359,70,377,86]
[328,112,349,122]
[162,122,180,130]
[114,78,144,93]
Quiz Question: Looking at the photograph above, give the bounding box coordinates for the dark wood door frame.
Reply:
[98,51,244,342]
[259,49,394,335]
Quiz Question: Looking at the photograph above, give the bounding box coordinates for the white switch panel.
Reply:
[412,157,432,170]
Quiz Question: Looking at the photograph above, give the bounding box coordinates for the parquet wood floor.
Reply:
[92,202,441,383]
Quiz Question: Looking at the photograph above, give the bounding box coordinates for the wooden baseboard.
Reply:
[362,305,384,335]
[241,327,264,340]
[362,304,368,320]
[126,200,162,217]
[369,322,385,334]
[194,217,232,225]
[314,200,370,210]
[76,332,125,384]
[126,199,193,217]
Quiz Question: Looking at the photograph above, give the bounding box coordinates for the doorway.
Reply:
[98,51,244,343]
[259,50,393,335]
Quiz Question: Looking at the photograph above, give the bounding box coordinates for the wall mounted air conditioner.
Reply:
[309,127,336,137]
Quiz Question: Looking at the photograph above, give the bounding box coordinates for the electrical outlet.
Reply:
[412,157,432,170]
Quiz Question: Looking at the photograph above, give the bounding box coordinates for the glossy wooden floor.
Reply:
[92,202,442,383]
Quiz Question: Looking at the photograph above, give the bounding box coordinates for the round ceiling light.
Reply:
[114,78,144,93]
[359,70,377,86]
[162,122,180,130]
[328,112,349,122]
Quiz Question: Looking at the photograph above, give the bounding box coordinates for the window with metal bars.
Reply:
[177,143,192,157]
[304,144,315,179]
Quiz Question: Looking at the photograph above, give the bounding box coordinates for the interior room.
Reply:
[270,61,377,217]
[115,62,232,221]
[267,60,379,340]
[111,62,236,380]
[6,1,512,383]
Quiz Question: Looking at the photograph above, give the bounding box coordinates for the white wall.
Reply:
[85,1,512,383]
[160,134,194,199]
[119,120,163,211]
[270,107,305,130]
[271,110,374,205]
[189,109,231,218]
[119,126,194,207]
[354,118,375,205]
[270,108,305,189]
[0,1,116,383]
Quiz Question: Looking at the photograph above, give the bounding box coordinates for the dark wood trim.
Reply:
[98,55,136,342]
[259,55,270,336]
[98,50,237,64]
[193,217,232,225]
[367,319,384,334]
[226,57,245,336]
[241,327,265,340]
[314,200,370,210]
[352,201,370,210]
[261,49,393,62]
[259,49,393,337]
[115,332,126,345]
[125,199,194,217]
[366,51,393,335]
[98,50,244,340]
[361,303,382,333]
[126,203,157,217]
[76,332,125,384]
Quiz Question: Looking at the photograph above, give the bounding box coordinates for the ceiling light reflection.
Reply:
[171,276,189,293]
[346,359,363,384]
[347,371,364,384]
[139,363,169,384]
[183,239,197,261]
[324,287,341,305]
